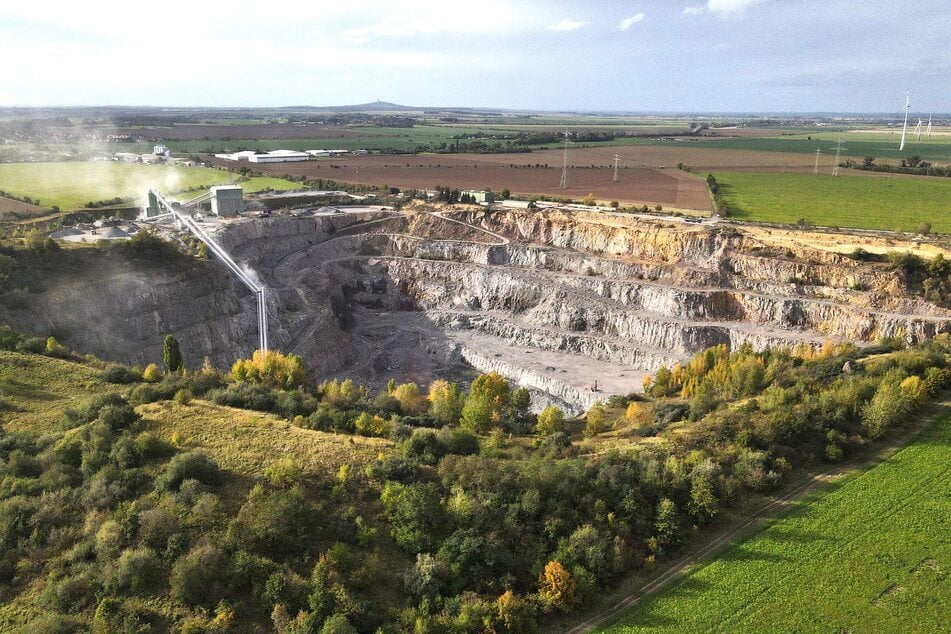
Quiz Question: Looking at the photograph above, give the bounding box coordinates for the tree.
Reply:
[500,188,511,200]
[163,335,183,373]
[380,482,447,552]
[393,382,427,415]
[537,561,577,612]
[917,222,932,236]
[863,156,875,168]
[535,406,566,436]
[460,394,494,434]
[44,336,66,357]
[232,350,307,390]
[497,590,535,632]
[584,403,608,437]
[428,380,465,426]
[470,372,511,408]
[687,475,718,522]
[654,497,682,546]
[581,193,596,206]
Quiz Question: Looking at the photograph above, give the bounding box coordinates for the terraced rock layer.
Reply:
[6,207,951,412]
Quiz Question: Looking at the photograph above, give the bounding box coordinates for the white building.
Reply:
[214,150,258,161]
[248,150,310,163]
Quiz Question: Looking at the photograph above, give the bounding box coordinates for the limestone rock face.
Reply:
[7,208,951,411]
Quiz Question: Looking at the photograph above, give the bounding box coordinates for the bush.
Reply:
[354,412,393,437]
[96,403,139,430]
[97,364,140,384]
[170,544,229,606]
[106,547,162,593]
[66,393,128,427]
[438,427,480,456]
[231,484,315,558]
[174,389,193,406]
[208,383,277,413]
[142,364,162,383]
[154,451,220,492]
[15,336,46,354]
[40,567,100,613]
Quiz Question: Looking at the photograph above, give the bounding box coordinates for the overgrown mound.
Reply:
[1,329,949,632]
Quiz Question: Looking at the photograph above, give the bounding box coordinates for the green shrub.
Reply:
[154,451,220,492]
[97,364,141,384]
[174,389,193,406]
[535,406,567,436]
[230,484,315,558]
[96,403,139,430]
[105,546,162,593]
[169,544,229,606]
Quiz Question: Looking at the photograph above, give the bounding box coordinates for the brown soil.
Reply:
[211,152,712,210]
[0,196,43,216]
[109,123,370,141]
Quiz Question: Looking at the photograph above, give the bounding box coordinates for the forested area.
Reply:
[1,326,949,632]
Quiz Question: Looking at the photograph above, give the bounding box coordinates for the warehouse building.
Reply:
[215,149,310,163]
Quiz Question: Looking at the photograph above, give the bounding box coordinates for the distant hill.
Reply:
[293,100,424,112]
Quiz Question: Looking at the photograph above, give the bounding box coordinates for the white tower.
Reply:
[813,147,822,174]
[613,152,620,183]
[899,93,910,151]
[559,130,570,189]
[832,139,845,176]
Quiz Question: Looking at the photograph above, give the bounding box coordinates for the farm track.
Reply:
[561,399,951,633]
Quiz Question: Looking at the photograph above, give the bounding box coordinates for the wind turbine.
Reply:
[914,118,923,141]
[926,115,933,138]
[899,93,910,151]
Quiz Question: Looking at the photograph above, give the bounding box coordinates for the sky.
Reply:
[1,0,948,113]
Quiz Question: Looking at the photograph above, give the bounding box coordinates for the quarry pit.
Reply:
[9,203,951,413]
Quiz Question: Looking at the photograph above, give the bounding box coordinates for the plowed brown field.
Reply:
[0,196,43,216]
[212,150,712,210]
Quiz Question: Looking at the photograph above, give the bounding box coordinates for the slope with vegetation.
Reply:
[595,406,951,633]
[1,323,950,632]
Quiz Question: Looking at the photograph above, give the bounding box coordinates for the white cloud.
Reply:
[619,13,646,31]
[548,18,589,32]
[683,0,766,17]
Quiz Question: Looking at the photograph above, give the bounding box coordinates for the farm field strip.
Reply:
[715,171,951,233]
[595,412,951,633]
[0,162,298,211]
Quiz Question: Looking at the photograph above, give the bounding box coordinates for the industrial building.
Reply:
[210,185,245,217]
[461,190,495,203]
[215,149,310,163]
[145,185,245,218]
[306,149,350,157]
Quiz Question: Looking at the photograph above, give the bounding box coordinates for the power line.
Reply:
[613,152,620,183]
[813,147,822,174]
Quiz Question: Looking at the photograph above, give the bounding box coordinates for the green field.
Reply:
[684,136,951,162]
[597,412,951,633]
[0,162,298,211]
[716,171,951,233]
